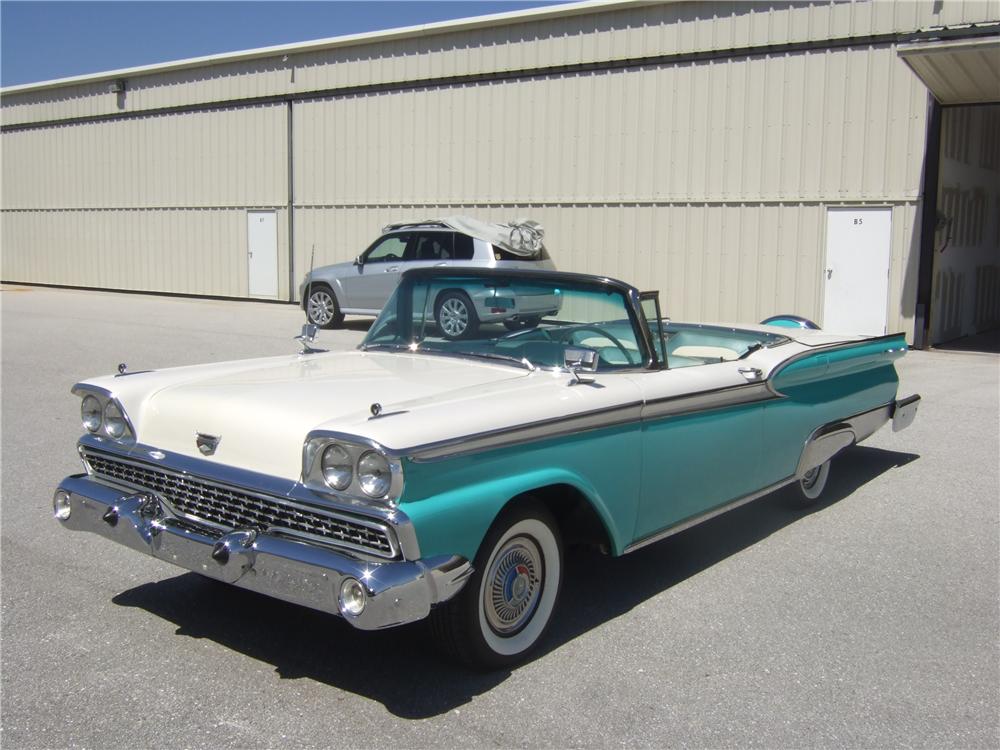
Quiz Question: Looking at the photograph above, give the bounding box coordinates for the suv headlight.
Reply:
[303,435,402,504]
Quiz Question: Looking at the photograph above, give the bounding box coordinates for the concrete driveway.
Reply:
[2,285,997,748]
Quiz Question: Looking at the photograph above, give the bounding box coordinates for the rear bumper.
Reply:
[53,474,471,630]
[796,395,921,477]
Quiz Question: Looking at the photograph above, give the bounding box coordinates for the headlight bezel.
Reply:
[72,385,136,445]
[303,434,403,506]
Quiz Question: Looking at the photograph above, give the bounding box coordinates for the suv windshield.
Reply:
[361,272,646,371]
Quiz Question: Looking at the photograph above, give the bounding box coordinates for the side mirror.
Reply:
[564,347,598,385]
[353,255,363,266]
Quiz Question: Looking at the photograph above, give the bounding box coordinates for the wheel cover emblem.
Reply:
[484,539,542,635]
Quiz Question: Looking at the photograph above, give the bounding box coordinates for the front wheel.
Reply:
[305,284,344,329]
[431,505,562,669]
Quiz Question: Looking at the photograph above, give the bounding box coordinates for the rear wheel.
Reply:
[794,459,831,504]
[305,284,344,329]
[435,290,478,340]
[430,504,562,669]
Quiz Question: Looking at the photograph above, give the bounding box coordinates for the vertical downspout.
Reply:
[287,99,296,303]
[913,96,942,350]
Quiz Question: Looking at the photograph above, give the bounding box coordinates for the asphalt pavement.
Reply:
[2,284,997,749]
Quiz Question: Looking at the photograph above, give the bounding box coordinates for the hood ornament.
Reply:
[196,433,221,456]
[295,323,327,355]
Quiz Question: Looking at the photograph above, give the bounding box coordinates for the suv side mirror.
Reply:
[353,255,363,266]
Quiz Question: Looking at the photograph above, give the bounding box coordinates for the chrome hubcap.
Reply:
[484,537,542,635]
[801,466,820,489]
[439,298,469,336]
[308,291,334,324]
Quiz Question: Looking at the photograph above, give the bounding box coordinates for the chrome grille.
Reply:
[82,449,397,558]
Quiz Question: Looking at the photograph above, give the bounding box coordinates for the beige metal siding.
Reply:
[5,0,996,337]
[2,105,286,209]
[2,207,289,298]
[3,0,997,125]
[293,45,928,207]
[293,201,920,335]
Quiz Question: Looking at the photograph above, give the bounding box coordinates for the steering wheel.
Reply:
[501,325,553,341]
[552,326,636,365]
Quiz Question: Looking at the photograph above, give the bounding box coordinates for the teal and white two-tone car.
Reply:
[54,268,920,668]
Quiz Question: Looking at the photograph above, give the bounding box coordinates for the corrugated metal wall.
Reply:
[4,0,999,336]
[3,0,994,125]
[291,41,929,332]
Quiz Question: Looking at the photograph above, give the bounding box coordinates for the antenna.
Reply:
[305,243,316,322]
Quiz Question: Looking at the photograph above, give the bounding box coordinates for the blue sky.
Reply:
[1,1,574,87]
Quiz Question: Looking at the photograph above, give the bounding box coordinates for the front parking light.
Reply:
[339,577,367,617]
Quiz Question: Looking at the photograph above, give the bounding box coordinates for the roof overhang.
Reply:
[898,34,1000,105]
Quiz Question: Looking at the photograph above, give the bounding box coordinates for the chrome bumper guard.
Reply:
[54,474,472,630]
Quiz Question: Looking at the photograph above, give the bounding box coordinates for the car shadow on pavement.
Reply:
[112,443,917,719]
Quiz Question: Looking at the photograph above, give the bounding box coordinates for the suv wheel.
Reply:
[435,291,478,340]
[305,284,345,329]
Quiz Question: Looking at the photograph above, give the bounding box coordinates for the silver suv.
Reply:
[300,218,556,335]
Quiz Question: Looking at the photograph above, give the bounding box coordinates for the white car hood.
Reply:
[97,351,531,481]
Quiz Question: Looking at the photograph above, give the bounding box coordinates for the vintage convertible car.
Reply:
[54,268,920,668]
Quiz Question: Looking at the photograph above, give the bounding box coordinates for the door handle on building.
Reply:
[826,268,834,279]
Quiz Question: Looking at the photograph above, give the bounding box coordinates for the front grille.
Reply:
[82,449,397,558]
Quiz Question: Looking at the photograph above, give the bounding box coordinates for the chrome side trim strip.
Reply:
[405,383,777,463]
[406,401,645,462]
[623,476,799,555]
[641,382,775,420]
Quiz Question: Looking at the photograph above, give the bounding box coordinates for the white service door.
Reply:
[247,211,278,297]
[822,207,892,336]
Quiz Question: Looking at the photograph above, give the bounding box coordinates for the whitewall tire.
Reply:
[431,504,562,669]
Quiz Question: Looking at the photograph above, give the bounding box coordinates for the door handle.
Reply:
[386,266,399,272]
[826,268,834,279]
[738,367,763,382]
[434,262,448,267]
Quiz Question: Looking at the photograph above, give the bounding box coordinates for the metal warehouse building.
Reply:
[2,0,998,347]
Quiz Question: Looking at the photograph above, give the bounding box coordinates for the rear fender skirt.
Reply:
[795,401,896,477]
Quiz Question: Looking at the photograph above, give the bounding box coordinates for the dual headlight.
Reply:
[79,392,134,443]
[306,437,401,503]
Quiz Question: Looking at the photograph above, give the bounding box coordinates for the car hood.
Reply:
[89,351,533,480]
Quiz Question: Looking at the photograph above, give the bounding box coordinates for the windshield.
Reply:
[361,273,646,371]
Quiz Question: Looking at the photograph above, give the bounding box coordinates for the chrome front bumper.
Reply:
[54,474,472,630]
